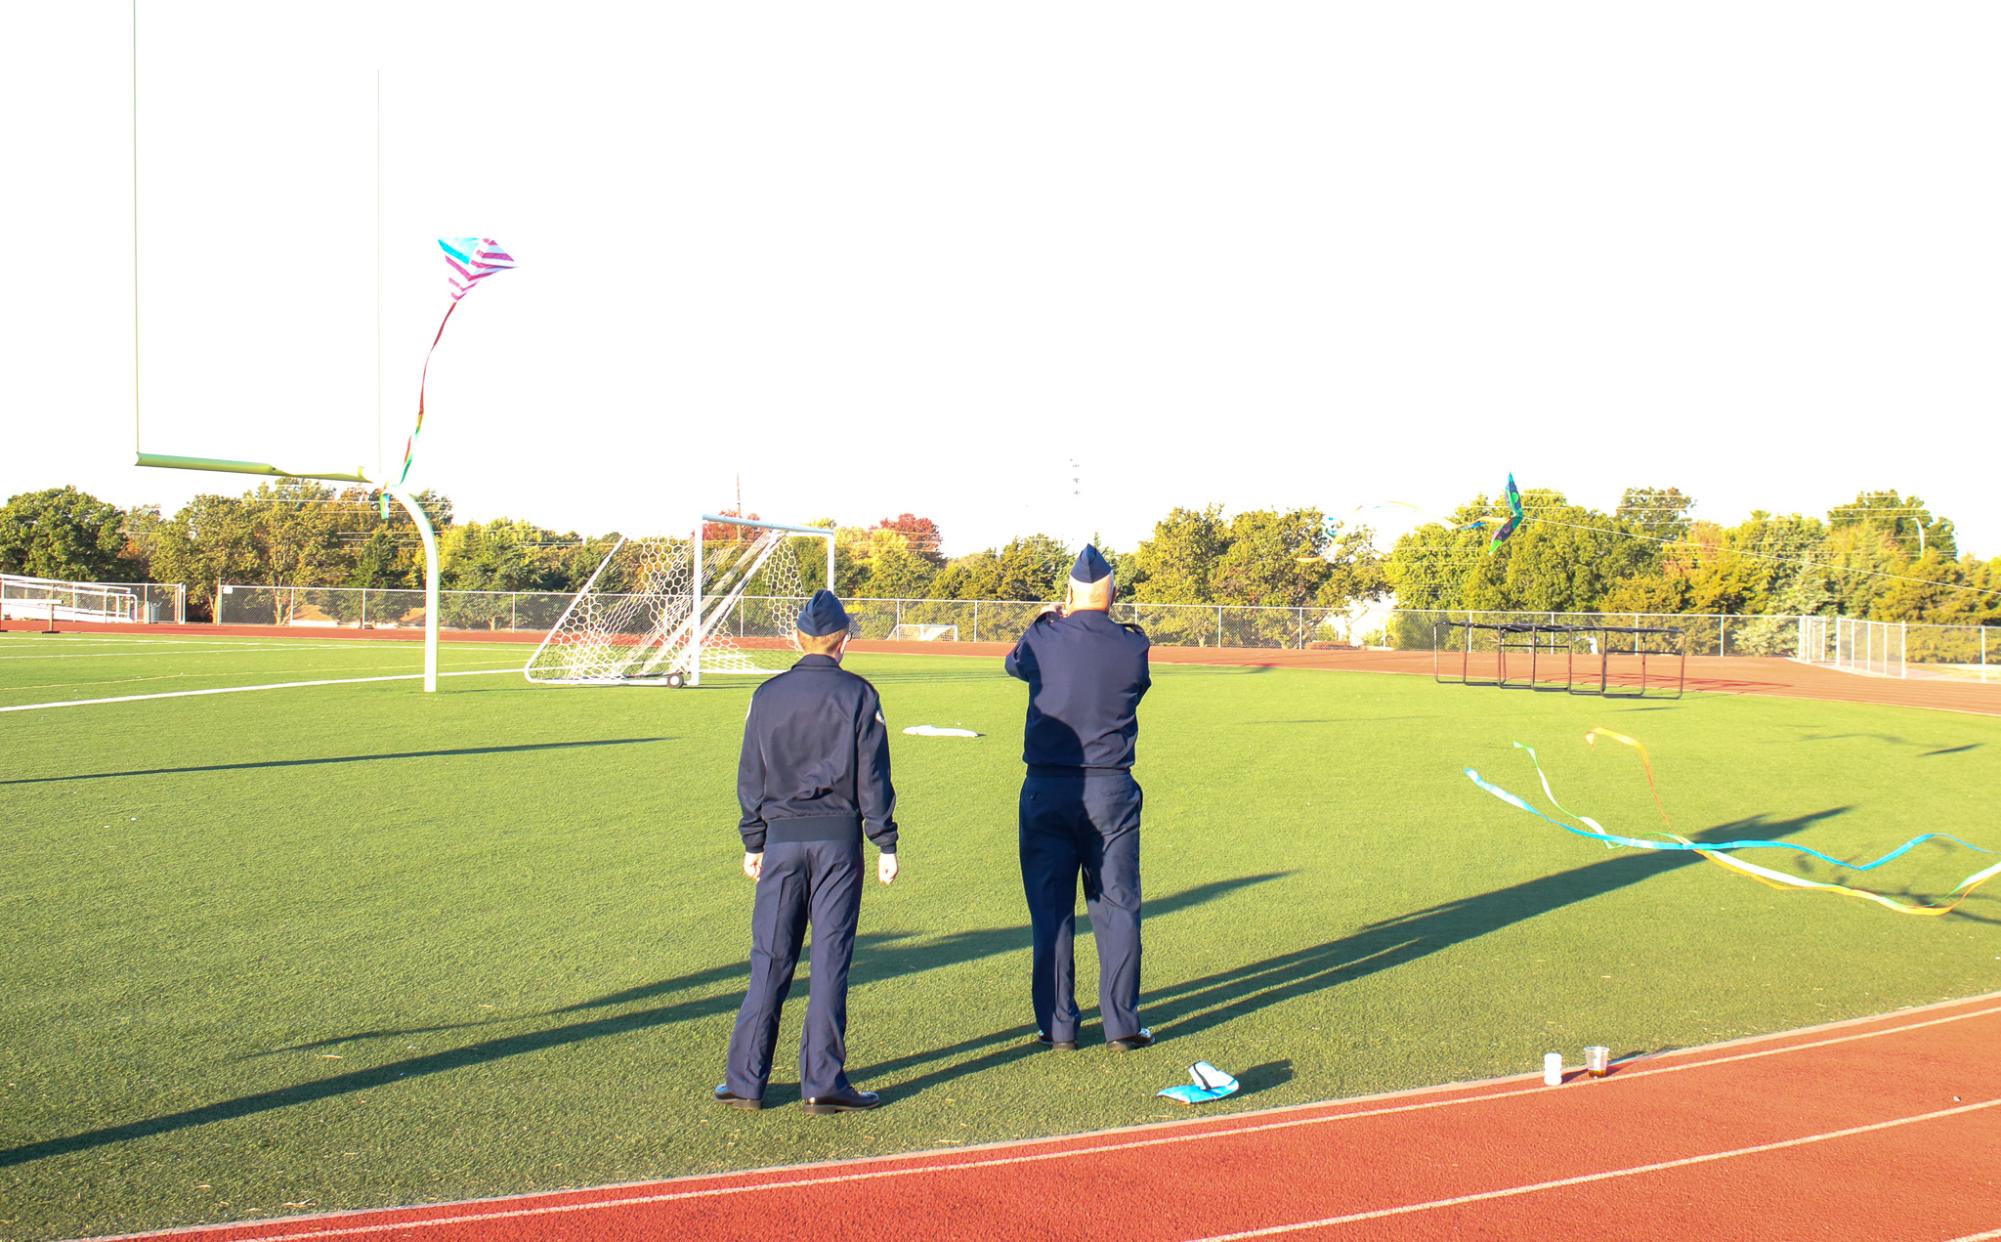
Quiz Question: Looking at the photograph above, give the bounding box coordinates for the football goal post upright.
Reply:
[525,514,836,688]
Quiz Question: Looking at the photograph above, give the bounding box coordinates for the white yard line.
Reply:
[0,638,526,660]
[0,668,522,712]
[3,663,525,696]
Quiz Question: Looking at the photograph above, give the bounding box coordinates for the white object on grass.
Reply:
[886,623,959,641]
[1157,1061,1239,1105]
[902,725,982,738]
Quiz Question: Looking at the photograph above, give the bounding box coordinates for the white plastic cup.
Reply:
[1542,1052,1563,1086]
[1584,1045,1611,1078]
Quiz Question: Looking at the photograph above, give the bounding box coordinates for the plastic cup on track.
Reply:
[1584,1045,1611,1077]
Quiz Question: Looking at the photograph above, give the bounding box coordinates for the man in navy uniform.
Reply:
[1005,545,1153,1052]
[715,589,899,1114]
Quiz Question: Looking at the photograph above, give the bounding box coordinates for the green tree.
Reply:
[1615,486,1695,543]
[861,533,939,599]
[1208,509,1327,607]
[931,550,1002,600]
[1599,572,1689,616]
[989,534,1073,600]
[150,493,263,619]
[1829,490,1954,561]
[1389,490,1656,615]
[0,486,133,581]
[1126,506,1227,604]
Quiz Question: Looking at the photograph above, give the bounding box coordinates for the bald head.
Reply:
[1066,576,1115,613]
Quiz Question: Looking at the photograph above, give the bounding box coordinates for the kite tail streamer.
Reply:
[1583,728,1672,830]
[1467,732,1995,914]
[1682,840,2001,918]
[382,299,460,517]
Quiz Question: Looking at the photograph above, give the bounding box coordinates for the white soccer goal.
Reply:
[886,623,958,642]
[1,574,141,625]
[524,515,836,687]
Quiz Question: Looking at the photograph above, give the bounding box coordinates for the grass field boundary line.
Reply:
[89,997,2001,1242]
[1182,1096,2001,1241]
[6,662,530,697]
[0,668,519,713]
[0,644,448,661]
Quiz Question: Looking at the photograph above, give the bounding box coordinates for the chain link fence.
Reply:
[210,583,1993,682]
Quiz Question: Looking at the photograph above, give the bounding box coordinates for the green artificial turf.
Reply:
[2,633,1998,1239]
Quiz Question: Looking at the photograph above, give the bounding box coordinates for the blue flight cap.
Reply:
[796,588,852,638]
[1071,544,1113,586]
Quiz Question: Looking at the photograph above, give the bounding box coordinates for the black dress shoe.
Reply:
[1107,1027,1154,1051]
[1036,1031,1079,1052]
[712,1084,763,1110]
[803,1089,881,1115]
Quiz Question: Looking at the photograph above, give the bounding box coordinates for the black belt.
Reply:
[764,815,862,844]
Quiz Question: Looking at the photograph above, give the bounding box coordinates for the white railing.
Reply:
[208,583,1995,683]
[0,574,186,624]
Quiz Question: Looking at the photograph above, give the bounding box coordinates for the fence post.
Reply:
[511,594,517,632]
[1983,626,1989,683]
[1217,606,1224,648]
[972,600,979,643]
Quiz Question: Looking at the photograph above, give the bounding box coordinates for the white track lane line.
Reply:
[4,662,528,695]
[94,1001,2001,1242]
[1186,1097,2001,1240]
[1944,1230,2001,1241]
[0,668,521,712]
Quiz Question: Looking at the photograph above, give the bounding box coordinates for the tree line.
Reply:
[1,481,1995,628]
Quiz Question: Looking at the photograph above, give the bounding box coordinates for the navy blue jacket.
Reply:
[1004,609,1151,770]
[737,655,898,854]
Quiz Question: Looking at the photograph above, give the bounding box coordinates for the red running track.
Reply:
[100,993,2001,1242]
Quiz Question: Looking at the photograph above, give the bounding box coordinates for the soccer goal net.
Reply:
[523,515,835,687]
[1,574,141,625]
[886,623,958,642]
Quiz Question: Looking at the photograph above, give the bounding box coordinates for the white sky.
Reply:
[4,1,1997,558]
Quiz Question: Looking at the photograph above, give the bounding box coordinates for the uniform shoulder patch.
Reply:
[1120,621,1149,639]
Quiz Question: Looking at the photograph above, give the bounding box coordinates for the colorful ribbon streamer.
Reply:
[1466,730,1997,916]
[381,238,515,517]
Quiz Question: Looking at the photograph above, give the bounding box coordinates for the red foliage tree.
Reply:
[873,514,945,565]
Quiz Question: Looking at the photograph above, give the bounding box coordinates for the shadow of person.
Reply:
[0,873,1287,1170]
[846,807,1848,1102]
[1142,808,1850,1042]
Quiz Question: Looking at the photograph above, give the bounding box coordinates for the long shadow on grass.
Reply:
[843,808,1847,1101]
[0,738,670,786]
[1141,808,1848,1041]
[0,872,1286,1168]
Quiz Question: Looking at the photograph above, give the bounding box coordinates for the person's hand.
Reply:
[878,852,899,885]
[743,851,763,881]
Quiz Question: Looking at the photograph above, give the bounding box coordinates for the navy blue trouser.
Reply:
[1018,771,1143,1043]
[724,837,863,1100]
